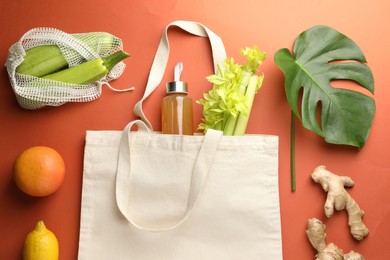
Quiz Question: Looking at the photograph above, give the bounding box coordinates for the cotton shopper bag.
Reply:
[78,20,283,259]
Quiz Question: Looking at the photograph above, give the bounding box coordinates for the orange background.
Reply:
[1,0,389,259]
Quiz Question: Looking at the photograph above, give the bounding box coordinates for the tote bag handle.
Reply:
[116,21,227,231]
[133,20,227,130]
[116,121,223,231]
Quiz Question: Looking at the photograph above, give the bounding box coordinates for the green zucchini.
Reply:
[16,45,68,77]
[16,32,119,77]
[42,50,129,85]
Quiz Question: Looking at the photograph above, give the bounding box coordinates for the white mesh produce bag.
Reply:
[5,27,132,110]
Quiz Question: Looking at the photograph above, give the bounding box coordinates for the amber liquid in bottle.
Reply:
[162,61,193,135]
[162,92,193,135]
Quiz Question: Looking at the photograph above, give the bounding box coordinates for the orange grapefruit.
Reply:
[13,146,65,197]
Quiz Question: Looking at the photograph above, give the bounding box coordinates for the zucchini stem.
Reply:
[103,50,130,71]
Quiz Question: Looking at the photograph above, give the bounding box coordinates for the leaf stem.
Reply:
[291,111,296,192]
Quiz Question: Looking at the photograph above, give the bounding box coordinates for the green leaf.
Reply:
[274,25,375,148]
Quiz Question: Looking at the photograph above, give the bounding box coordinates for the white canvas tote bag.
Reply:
[78,20,283,260]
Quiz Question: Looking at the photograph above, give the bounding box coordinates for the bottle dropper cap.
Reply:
[166,61,188,94]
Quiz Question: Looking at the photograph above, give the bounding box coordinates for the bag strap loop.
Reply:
[116,127,222,231]
[133,20,227,131]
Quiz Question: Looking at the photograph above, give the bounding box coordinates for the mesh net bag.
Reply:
[5,27,130,110]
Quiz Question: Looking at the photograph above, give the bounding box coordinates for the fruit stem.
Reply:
[35,220,46,231]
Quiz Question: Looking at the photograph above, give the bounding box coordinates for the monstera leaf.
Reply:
[274,25,375,191]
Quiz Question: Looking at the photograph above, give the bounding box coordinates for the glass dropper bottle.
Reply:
[161,61,193,135]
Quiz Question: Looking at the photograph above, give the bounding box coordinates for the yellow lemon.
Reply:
[23,220,59,260]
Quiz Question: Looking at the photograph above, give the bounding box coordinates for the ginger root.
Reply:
[311,166,369,241]
[306,218,364,260]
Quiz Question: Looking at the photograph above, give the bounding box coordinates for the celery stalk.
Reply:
[197,46,266,135]
[223,116,237,135]
[234,75,263,135]
[223,71,252,135]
